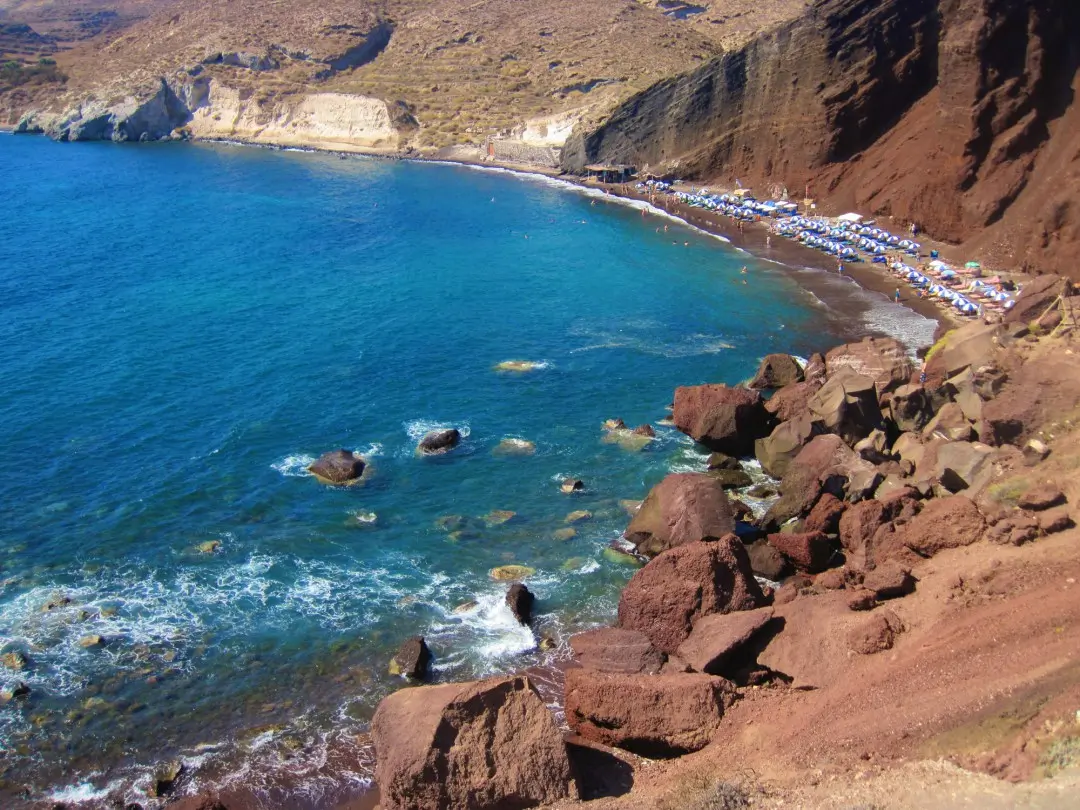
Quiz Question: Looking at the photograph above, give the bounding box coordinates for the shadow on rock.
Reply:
[566,735,635,800]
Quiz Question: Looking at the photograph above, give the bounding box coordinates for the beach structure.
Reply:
[585,163,636,183]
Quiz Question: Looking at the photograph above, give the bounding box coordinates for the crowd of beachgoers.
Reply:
[638,180,1019,321]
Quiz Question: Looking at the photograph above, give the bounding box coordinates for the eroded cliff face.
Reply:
[566,0,1080,279]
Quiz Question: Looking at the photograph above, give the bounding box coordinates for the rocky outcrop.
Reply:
[672,384,770,456]
[618,534,764,654]
[749,354,803,389]
[563,669,736,757]
[624,472,736,557]
[308,449,366,484]
[372,675,576,810]
[564,0,1080,282]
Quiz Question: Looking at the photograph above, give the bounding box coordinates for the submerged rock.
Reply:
[195,540,221,554]
[1,651,29,671]
[565,510,592,524]
[418,429,461,455]
[308,449,366,484]
[492,437,536,456]
[603,546,644,568]
[0,681,31,702]
[489,565,536,581]
[553,527,577,541]
[482,510,516,526]
[494,360,547,372]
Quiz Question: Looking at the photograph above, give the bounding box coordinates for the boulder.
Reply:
[825,337,913,394]
[854,429,891,463]
[763,435,876,528]
[807,372,883,445]
[561,478,585,494]
[896,495,985,556]
[632,424,656,437]
[839,499,902,572]
[563,669,735,757]
[847,589,877,611]
[506,583,534,625]
[675,607,774,676]
[672,384,771,456]
[372,675,576,810]
[418,429,461,455]
[804,352,827,384]
[847,610,903,654]
[706,468,753,489]
[617,535,764,654]
[988,513,1040,546]
[803,492,847,535]
[755,414,819,479]
[1038,507,1073,534]
[746,538,792,581]
[922,402,973,442]
[937,322,1007,377]
[707,452,741,470]
[749,354,804,389]
[934,441,995,493]
[308,449,366,484]
[569,627,664,675]
[892,432,926,467]
[624,473,736,557]
[389,637,432,679]
[862,561,915,599]
[1003,274,1074,326]
[757,592,869,686]
[767,531,834,574]
[1018,485,1066,511]
[764,380,821,422]
[888,384,934,433]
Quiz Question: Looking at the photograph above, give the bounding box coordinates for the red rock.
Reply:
[569,628,664,675]
[563,669,735,757]
[1017,484,1066,511]
[746,538,791,581]
[815,568,848,591]
[632,424,656,438]
[804,492,847,534]
[372,675,576,810]
[846,589,877,611]
[749,353,804,389]
[672,384,770,456]
[764,435,875,528]
[767,531,834,573]
[624,473,736,557]
[896,495,985,556]
[807,372,884,446]
[757,592,869,687]
[847,611,902,654]
[617,535,765,654]
[825,336,914,395]
[804,352,827,384]
[755,414,819,478]
[764,380,821,422]
[862,561,915,599]
[1003,274,1074,326]
[307,449,366,483]
[675,607,774,676]
[1037,507,1073,535]
[839,500,889,571]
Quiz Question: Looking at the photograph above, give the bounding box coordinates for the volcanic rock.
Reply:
[707,452,741,470]
[862,561,915,599]
[764,380,821,422]
[763,434,875,528]
[569,627,664,675]
[506,583,535,625]
[632,424,656,437]
[825,337,913,394]
[746,538,791,581]
[923,402,974,442]
[888,384,934,433]
[1017,484,1066,511]
[807,371,883,445]
[624,472,736,557]
[308,449,366,483]
[934,440,995,493]
[490,565,536,581]
[563,669,735,757]
[896,495,985,556]
[561,478,585,494]
[389,636,431,679]
[167,796,229,810]
[755,413,819,479]
[847,609,903,655]
[767,531,834,573]
[706,468,754,489]
[672,384,770,456]
[417,429,461,455]
[1004,275,1074,326]
[372,675,575,809]
[618,534,764,654]
[749,353,804,389]
[804,492,847,534]
[846,588,877,611]
[1038,507,1073,535]
[675,607,774,676]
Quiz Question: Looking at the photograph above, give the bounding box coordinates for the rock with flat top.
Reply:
[767,530,834,573]
[862,562,915,599]
[308,449,366,483]
[825,337,913,394]
[675,607,774,676]
[624,472,736,557]
[569,627,664,675]
[372,675,575,809]
[1018,485,1066,511]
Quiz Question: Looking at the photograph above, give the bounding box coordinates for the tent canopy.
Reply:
[838,212,863,223]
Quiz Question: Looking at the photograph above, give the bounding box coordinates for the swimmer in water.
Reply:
[740,266,748,274]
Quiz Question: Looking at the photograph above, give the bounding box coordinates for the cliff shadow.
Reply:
[566,735,635,799]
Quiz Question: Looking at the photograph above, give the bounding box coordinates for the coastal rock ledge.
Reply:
[371,675,577,810]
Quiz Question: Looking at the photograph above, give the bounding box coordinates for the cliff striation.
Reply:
[565,0,1080,279]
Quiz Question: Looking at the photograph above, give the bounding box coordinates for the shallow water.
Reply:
[0,136,933,806]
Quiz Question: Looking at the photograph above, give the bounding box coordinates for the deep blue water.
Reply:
[0,135,930,806]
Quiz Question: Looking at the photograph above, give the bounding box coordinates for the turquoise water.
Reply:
[0,136,921,806]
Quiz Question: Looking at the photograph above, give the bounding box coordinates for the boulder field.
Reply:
[369,287,1080,809]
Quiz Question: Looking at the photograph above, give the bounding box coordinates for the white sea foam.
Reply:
[271,453,316,477]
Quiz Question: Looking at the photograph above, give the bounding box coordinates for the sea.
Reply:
[0,135,937,807]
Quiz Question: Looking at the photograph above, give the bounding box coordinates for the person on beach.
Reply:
[894,288,901,303]
[837,262,844,275]
[766,235,771,248]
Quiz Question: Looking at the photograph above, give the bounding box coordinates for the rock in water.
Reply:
[564,669,735,757]
[372,675,576,809]
[489,564,536,581]
[618,534,764,653]
[505,583,534,625]
[308,449,366,484]
[632,423,656,437]
[749,353,804,389]
[560,478,585,494]
[494,360,546,373]
[388,637,431,680]
[492,437,536,456]
[625,472,736,557]
[418,429,461,455]
[672,384,770,456]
